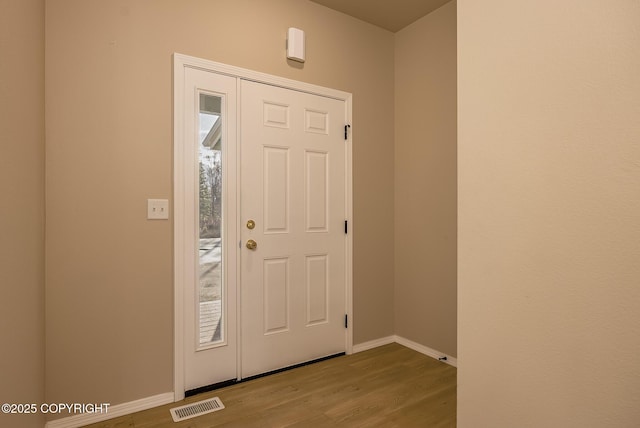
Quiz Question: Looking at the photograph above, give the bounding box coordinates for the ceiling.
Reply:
[309,0,451,32]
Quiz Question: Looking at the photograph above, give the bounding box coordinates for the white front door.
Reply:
[180,67,238,392]
[175,55,352,399]
[240,80,347,378]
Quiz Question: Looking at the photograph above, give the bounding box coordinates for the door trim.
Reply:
[173,53,353,402]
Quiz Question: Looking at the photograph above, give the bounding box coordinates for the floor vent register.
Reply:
[170,397,225,422]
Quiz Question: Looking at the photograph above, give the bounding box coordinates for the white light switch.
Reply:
[147,199,169,220]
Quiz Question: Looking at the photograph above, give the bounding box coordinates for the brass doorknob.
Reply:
[246,219,256,230]
[246,239,257,250]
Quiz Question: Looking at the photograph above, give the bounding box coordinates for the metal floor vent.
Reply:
[170,397,225,422]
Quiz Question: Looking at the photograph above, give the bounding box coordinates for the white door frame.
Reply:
[173,53,353,402]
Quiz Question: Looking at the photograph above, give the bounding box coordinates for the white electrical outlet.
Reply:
[147,199,169,220]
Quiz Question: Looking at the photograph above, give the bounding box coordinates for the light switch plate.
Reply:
[147,199,169,220]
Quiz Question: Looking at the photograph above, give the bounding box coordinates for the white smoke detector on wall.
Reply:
[287,28,305,63]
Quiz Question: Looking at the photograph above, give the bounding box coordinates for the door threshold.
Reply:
[184,352,345,398]
[185,378,238,397]
[242,352,346,383]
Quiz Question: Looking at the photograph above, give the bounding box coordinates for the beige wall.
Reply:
[458,0,640,426]
[45,0,394,411]
[0,0,45,427]
[394,1,457,357]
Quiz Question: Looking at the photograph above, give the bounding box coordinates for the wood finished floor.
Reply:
[83,343,456,428]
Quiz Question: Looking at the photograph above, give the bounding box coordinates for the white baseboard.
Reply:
[44,392,174,428]
[352,335,396,353]
[354,335,457,368]
[394,335,457,367]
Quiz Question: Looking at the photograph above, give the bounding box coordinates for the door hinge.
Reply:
[344,314,348,329]
[344,220,348,234]
[344,124,351,140]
